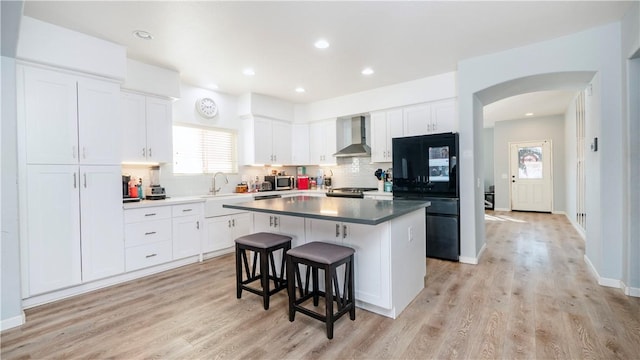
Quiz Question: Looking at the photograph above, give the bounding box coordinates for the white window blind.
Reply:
[173,125,237,174]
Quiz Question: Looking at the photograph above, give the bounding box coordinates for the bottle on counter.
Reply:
[138,178,144,199]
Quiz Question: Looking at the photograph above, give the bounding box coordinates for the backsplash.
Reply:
[122,157,391,197]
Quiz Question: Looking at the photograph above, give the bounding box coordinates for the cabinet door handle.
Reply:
[228,220,232,228]
[149,148,152,157]
[335,224,340,238]
[343,225,347,239]
[142,148,146,157]
[82,146,87,159]
[270,216,273,227]
[83,173,87,188]
[145,253,157,258]
[72,146,77,159]
[73,173,77,188]
[232,218,236,227]
[273,217,278,227]
[144,213,157,217]
[182,208,193,212]
[144,231,156,236]
[196,221,200,230]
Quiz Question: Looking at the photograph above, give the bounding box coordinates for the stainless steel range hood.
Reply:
[333,116,371,157]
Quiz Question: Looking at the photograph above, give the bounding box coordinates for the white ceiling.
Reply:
[483,90,578,128]
[22,1,631,104]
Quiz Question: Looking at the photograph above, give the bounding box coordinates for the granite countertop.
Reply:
[223,196,430,225]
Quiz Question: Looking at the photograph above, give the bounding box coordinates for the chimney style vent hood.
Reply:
[333,116,371,157]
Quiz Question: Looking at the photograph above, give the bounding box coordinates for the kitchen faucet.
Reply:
[211,172,228,195]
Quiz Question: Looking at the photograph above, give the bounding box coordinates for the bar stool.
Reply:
[286,241,355,339]
[235,232,292,310]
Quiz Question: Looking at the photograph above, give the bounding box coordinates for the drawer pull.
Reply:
[144,231,157,236]
[182,208,193,212]
[145,253,157,258]
[144,213,157,217]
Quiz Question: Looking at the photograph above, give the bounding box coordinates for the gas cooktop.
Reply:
[325,187,378,198]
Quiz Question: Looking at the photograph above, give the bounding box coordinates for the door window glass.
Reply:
[518,146,543,179]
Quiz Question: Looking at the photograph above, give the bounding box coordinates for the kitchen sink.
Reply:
[203,193,253,217]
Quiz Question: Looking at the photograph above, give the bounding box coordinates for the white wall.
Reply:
[492,115,566,212]
[458,22,623,282]
[621,0,640,294]
[296,71,457,122]
[483,128,494,192]
[564,92,580,234]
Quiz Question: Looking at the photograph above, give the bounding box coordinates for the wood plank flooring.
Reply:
[2,211,639,359]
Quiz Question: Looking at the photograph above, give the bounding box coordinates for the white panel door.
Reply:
[370,111,388,163]
[253,117,274,164]
[386,108,404,159]
[80,165,124,282]
[272,120,292,164]
[205,216,234,252]
[121,92,147,162]
[510,140,553,212]
[403,104,430,137]
[77,78,121,164]
[173,215,201,259]
[26,165,81,295]
[430,99,456,134]
[22,66,78,165]
[291,123,310,164]
[145,97,173,163]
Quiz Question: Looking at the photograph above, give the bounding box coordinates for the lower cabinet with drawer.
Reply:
[172,203,204,259]
[124,206,173,272]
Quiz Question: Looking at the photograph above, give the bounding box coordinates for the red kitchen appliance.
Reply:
[297,176,309,190]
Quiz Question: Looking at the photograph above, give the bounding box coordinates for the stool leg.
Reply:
[325,264,334,340]
[235,244,242,299]
[260,249,270,310]
[348,256,356,320]
[287,256,296,322]
[312,267,319,306]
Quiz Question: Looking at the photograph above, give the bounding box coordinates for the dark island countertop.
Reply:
[222,195,430,225]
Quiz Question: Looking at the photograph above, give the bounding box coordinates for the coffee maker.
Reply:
[122,175,141,202]
[145,166,166,200]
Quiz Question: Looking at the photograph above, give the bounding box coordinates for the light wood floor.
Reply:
[2,211,639,359]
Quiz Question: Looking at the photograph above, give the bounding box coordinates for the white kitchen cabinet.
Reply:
[24,164,124,295]
[403,99,456,137]
[370,108,403,163]
[304,218,391,308]
[121,92,173,163]
[79,166,125,282]
[242,117,292,165]
[124,206,172,271]
[309,119,337,165]
[204,212,251,253]
[253,213,305,248]
[172,203,204,260]
[20,65,121,165]
[291,123,310,165]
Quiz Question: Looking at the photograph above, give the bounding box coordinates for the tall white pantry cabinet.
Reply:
[17,65,124,297]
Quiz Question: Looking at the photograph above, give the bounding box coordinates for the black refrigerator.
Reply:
[392,133,460,261]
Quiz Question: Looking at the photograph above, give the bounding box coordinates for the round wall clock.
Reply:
[196,97,218,118]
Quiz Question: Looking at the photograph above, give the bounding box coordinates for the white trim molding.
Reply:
[623,282,640,297]
[459,243,487,265]
[584,254,626,290]
[1,312,25,332]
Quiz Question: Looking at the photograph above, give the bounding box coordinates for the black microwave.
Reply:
[264,175,294,191]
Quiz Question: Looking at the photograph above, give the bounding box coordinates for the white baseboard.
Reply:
[552,210,566,215]
[459,243,485,265]
[1,312,25,331]
[493,207,510,212]
[583,254,629,290]
[624,283,640,297]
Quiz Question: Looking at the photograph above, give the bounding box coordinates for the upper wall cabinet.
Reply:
[370,108,403,163]
[20,65,121,165]
[403,99,456,137]
[309,119,337,165]
[121,92,173,163]
[291,123,310,165]
[242,117,292,165]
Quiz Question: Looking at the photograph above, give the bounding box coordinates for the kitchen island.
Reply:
[224,196,429,319]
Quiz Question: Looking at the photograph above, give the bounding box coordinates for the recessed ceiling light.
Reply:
[132,30,153,40]
[361,67,374,76]
[295,87,306,93]
[207,84,219,90]
[314,39,330,49]
[243,68,255,76]
[525,112,534,116]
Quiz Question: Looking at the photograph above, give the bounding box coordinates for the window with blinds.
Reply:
[172,125,237,174]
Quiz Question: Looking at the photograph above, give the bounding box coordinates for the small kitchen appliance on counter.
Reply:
[122,175,141,203]
[145,166,166,200]
[326,187,377,199]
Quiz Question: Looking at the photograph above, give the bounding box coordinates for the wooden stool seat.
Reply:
[235,232,292,310]
[286,241,355,339]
